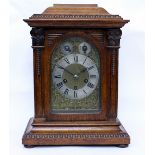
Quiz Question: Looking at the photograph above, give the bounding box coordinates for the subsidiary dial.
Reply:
[61,42,73,55]
[79,42,91,55]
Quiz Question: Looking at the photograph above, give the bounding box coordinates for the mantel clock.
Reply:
[22,4,130,147]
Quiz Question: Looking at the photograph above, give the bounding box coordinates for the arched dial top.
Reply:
[53,54,99,99]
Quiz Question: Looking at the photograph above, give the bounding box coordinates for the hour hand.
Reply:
[77,68,87,76]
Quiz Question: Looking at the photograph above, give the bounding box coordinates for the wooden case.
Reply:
[22,4,130,147]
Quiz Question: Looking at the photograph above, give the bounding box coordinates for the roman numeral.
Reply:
[87,66,94,71]
[64,88,69,95]
[74,91,77,98]
[63,58,70,64]
[56,82,63,89]
[57,65,64,70]
[83,57,87,64]
[74,55,78,62]
[90,75,96,78]
[54,75,61,78]
[87,82,94,88]
[83,89,87,94]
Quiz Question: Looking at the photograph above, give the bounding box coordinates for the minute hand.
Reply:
[57,64,74,76]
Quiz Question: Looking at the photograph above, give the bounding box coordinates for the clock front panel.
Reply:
[51,37,101,113]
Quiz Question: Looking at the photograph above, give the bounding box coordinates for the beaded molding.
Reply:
[24,133,129,139]
[30,14,122,20]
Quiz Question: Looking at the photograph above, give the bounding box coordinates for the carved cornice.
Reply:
[24,20,129,28]
[24,133,129,139]
[24,5,129,27]
[30,14,122,20]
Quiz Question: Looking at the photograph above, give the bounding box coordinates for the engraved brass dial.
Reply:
[51,37,100,113]
[53,54,99,99]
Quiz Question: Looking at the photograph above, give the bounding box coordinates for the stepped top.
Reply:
[42,4,110,15]
[24,4,129,28]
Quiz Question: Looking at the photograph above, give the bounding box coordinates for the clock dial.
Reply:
[53,54,99,99]
[51,37,100,113]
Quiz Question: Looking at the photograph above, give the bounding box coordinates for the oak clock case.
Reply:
[22,4,130,147]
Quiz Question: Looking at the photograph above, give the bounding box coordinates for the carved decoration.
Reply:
[30,28,45,76]
[30,14,122,20]
[24,133,129,139]
[111,51,117,76]
[106,29,121,76]
[30,28,45,46]
[35,48,42,76]
[107,29,122,47]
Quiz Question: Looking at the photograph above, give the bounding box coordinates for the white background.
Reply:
[1,0,146,155]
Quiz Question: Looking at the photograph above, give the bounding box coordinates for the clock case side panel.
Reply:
[42,29,108,121]
[106,28,122,120]
[30,28,46,118]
